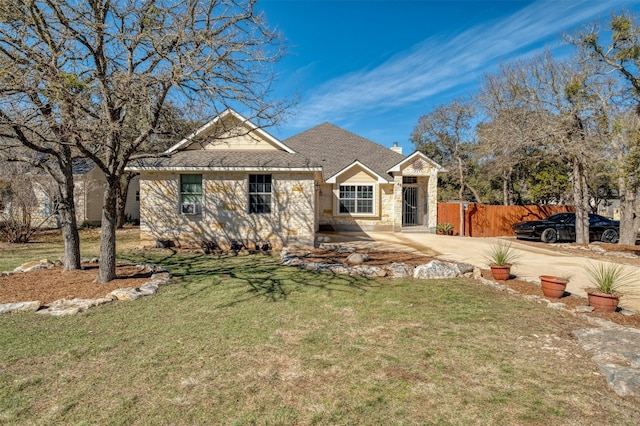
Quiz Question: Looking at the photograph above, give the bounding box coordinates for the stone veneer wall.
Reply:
[139,171,315,248]
[317,183,395,231]
[392,163,438,232]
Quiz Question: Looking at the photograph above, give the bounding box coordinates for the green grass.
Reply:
[1,230,639,424]
[0,227,140,271]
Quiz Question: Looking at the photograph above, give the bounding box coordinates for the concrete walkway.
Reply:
[318,231,640,313]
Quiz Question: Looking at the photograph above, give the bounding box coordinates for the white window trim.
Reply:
[334,183,378,217]
[179,174,203,216]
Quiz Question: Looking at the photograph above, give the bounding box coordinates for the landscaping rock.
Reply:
[385,263,413,278]
[413,260,464,279]
[351,265,386,277]
[13,260,54,273]
[3,262,172,316]
[38,297,114,316]
[0,301,41,314]
[110,284,158,301]
[346,253,369,264]
[574,327,640,397]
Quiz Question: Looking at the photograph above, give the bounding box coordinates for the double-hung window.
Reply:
[339,184,373,214]
[249,174,271,214]
[180,174,203,214]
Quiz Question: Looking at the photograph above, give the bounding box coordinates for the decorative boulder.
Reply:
[413,260,464,279]
[385,263,413,278]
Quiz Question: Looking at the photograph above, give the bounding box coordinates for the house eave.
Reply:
[164,109,295,154]
[125,166,322,173]
[386,151,443,174]
[325,160,391,184]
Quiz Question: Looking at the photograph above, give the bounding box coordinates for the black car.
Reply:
[512,212,620,243]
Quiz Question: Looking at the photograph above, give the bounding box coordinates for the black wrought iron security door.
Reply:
[402,186,418,226]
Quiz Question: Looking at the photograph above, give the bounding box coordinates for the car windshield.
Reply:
[546,213,573,223]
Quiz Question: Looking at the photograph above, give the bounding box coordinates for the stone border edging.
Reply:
[0,260,172,316]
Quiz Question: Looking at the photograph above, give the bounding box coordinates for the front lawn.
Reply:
[0,230,638,424]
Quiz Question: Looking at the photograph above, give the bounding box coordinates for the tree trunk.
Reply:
[502,168,514,205]
[56,155,81,271]
[571,157,590,245]
[98,178,119,283]
[116,172,135,228]
[618,175,638,245]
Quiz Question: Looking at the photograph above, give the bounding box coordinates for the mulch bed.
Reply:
[482,270,640,328]
[0,264,153,305]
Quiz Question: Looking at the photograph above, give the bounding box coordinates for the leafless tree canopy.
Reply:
[0,0,291,281]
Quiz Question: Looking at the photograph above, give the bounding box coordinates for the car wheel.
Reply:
[601,229,619,244]
[541,228,558,243]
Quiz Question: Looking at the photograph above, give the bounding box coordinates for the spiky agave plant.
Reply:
[585,262,633,295]
[483,241,520,266]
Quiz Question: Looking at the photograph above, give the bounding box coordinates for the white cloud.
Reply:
[288,0,628,129]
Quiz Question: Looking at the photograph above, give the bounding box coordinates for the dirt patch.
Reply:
[0,264,153,305]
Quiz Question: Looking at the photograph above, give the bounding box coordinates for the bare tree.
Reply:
[476,62,551,205]
[571,12,640,245]
[0,0,290,282]
[0,162,60,243]
[412,100,482,203]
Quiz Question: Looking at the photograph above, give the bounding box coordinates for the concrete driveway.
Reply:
[318,231,640,313]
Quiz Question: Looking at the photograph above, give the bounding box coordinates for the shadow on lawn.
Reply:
[121,250,379,308]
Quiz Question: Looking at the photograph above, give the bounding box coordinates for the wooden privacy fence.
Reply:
[437,203,575,237]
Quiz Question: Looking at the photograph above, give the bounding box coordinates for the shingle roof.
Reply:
[72,157,96,175]
[283,123,405,182]
[127,150,320,171]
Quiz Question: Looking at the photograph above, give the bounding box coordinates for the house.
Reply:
[0,159,140,228]
[72,159,140,226]
[126,109,441,249]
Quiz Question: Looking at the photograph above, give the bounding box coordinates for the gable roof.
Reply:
[283,123,406,182]
[325,160,389,184]
[127,109,318,172]
[386,151,443,173]
[165,109,294,154]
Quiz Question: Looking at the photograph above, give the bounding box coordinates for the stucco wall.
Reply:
[139,171,315,248]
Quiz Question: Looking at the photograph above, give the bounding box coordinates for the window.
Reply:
[249,174,271,214]
[339,185,373,214]
[403,176,417,185]
[180,174,202,214]
[43,193,60,216]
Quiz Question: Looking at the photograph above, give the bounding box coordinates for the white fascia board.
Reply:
[386,151,443,173]
[163,108,294,154]
[325,160,390,184]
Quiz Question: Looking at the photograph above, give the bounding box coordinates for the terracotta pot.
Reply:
[540,275,568,298]
[490,264,511,281]
[587,291,620,313]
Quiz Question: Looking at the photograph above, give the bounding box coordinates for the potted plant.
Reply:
[484,241,519,281]
[436,222,454,235]
[539,275,569,298]
[585,262,631,313]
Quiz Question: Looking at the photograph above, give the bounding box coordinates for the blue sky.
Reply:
[257,0,640,154]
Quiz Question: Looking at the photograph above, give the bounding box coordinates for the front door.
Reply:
[402,186,418,226]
